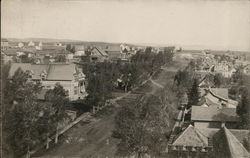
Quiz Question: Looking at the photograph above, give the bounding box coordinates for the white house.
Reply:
[28,41,35,47]
[18,42,24,48]
[9,63,87,101]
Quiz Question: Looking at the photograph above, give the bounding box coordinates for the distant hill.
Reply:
[6,37,82,43]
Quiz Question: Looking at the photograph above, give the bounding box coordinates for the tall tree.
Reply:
[214,73,223,88]
[237,88,250,129]
[4,68,43,158]
[45,83,69,144]
[187,78,200,107]
[55,54,66,62]
[113,95,169,157]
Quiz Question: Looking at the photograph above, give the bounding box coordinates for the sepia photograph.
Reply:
[1,0,250,157]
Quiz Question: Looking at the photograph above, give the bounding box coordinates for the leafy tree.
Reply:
[163,47,174,64]
[237,88,250,129]
[214,73,223,87]
[71,46,76,53]
[66,44,72,52]
[187,78,200,107]
[45,83,69,143]
[3,68,43,158]
[19,54,35,63]
[113,95,169,157]
[55,54,66,62]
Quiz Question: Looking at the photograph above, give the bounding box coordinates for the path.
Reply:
[34,61,187,157]
[149,78,164,88]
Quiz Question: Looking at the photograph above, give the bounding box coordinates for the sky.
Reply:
[1,0,250,51]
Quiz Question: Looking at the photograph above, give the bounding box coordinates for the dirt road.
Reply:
[34,62,187,158]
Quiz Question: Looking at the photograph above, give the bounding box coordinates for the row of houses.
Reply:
[166,74,249,157]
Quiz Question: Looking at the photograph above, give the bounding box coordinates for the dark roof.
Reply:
[223,127,250,158]
[2,48,22,56]
[9,63,76,81]
[198,128,250,145]
[1,38,8,42]
[42,45,66,51]
[191,106,240,122]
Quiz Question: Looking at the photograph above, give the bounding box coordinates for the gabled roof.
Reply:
[224,127,250,158]
[172,125,208,147]
[91,47,108,57]
[9,63,77,81]
[2,48,23,56]
[46,64,75,80]
[191,106,240,122]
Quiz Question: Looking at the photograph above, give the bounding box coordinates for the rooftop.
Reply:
[9,63,77,81]
[191,106,240,122]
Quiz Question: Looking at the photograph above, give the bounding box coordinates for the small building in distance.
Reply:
[1,38,9,50]
[28,41,35,47]
[18,42,24,48]
[9,63,87,101]
[89,47,108,62]
[191,106,240,129]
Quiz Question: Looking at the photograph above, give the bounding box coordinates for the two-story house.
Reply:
[9,63,87,101]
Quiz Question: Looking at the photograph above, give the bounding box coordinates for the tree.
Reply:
[55,54,66,62]
[237,88,250,129]
[214,73,223,87]
[187,78,200,107]
[113,95,169,157]
[3,68,43,158]
[45,83,69,144]
[71,46,76,53]
[163,47,174,64]
[66,44,72,52]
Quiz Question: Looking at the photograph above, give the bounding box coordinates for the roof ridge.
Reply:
[193,127,209,146]
[223,127,250,158]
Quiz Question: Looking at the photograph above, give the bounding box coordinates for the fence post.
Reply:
[55,126,58,144]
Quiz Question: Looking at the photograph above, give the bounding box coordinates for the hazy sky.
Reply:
[1,0,250,51]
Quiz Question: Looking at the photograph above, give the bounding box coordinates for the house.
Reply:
[74,45,85,56]
[213,62,235,78]
[1,38,9,50]
[1,51,13,63]
[9,63,87,101]
[28,41,35,47]
[104,45,122,60]
[167,125,250,158]
[35,42,43,50]
[89,47,108,62]
[54,43,62,46]
[18,42,24,48]
[42,45,66,51]
[191,106,240,129]
[198,88,238,108]
[1,48,24,63]
[243,64,250,75]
